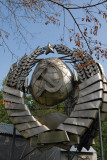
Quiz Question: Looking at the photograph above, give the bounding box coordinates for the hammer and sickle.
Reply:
[35,61,63,98]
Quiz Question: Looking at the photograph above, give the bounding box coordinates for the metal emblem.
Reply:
[3,43,107,152]
[32,60,63,98]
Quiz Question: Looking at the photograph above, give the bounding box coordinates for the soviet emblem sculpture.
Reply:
[30,57,74,106]
[3,43,107,151]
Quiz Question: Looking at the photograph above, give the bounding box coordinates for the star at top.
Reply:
[43,43,56,55]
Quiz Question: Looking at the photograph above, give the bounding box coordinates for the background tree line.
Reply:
[0,83,107,159]
[0,1,107,159]
[0,0,107,60]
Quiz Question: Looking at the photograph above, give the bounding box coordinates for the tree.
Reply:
[93,114,107,160]
[25,94,65,118]
[0,79,107,158]
[0,89,11,124]
[0,0,107,60]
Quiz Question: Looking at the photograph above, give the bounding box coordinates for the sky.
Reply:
[0,1,107,88]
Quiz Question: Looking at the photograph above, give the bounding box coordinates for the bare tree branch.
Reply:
[49,0,107,10]
[0,0,107,59]
[49,0,92,53]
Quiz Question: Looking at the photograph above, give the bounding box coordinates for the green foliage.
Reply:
[25,94,65,119]
[26,94,107,160]
[93,114,107,160]
[0,86,107,159]
[0,89,11,124]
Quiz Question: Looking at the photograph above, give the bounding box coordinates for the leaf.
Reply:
[70,37,72,42]
[41,2,45,7]
[69,2,72,6]
[99,42,101,45]
[94,17,98,23]
[45,21,50,25]
[95,26,98,30]
[90,29,92,34]
[5,35,8,39]
[99,23,101,28]
[78,65,82,70]
[95,46,100,50]
[69,29,71,33]
[35,7,38,10]
[101,50,104,53]
[84,31,87,37]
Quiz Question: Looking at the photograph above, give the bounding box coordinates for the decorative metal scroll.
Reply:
[3,44,107,151]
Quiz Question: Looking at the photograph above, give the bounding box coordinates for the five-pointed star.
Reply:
[43,43,56,55]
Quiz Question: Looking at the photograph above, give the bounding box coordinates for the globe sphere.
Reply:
[30,58,74,106]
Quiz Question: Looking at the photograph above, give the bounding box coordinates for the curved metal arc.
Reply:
[3,44,107,152]
[44,61,63,93]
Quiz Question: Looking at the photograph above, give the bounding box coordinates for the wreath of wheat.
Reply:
[3,44,107,151]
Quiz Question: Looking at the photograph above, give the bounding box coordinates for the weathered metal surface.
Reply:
[15,121,41,131]
[31,134,80,149]
[103,83,107,92]
[20,125,49,138]
[100,113,106,121]
[6,48,44,91]
[7,110,31,117]
[10,116,36,124]
[37,131,69,144]
[74,100,102,111]
[39,113,68,130]
[30,136,38,147]
[101,103,107,112]
[79,73,102,90]
[0,123,21,136]
[56,44,99,82]
[97,63,107,124]
[79,81,103,98]
[70,110,98,119]
[103,77,107,83]
[3,93,24,104]
[30,136,54,150]
[57,124,86,135]
[68,134,80,144]
[30,58,73,106]
[97,63,107,82]
[5,103,28,110]
[77,90,103,104]
[64,118,93,128]
[103,92,107,102]
[3,44,107,151]
[43,43,56,55]
[3,85,24,98]
[60,134,80,148]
